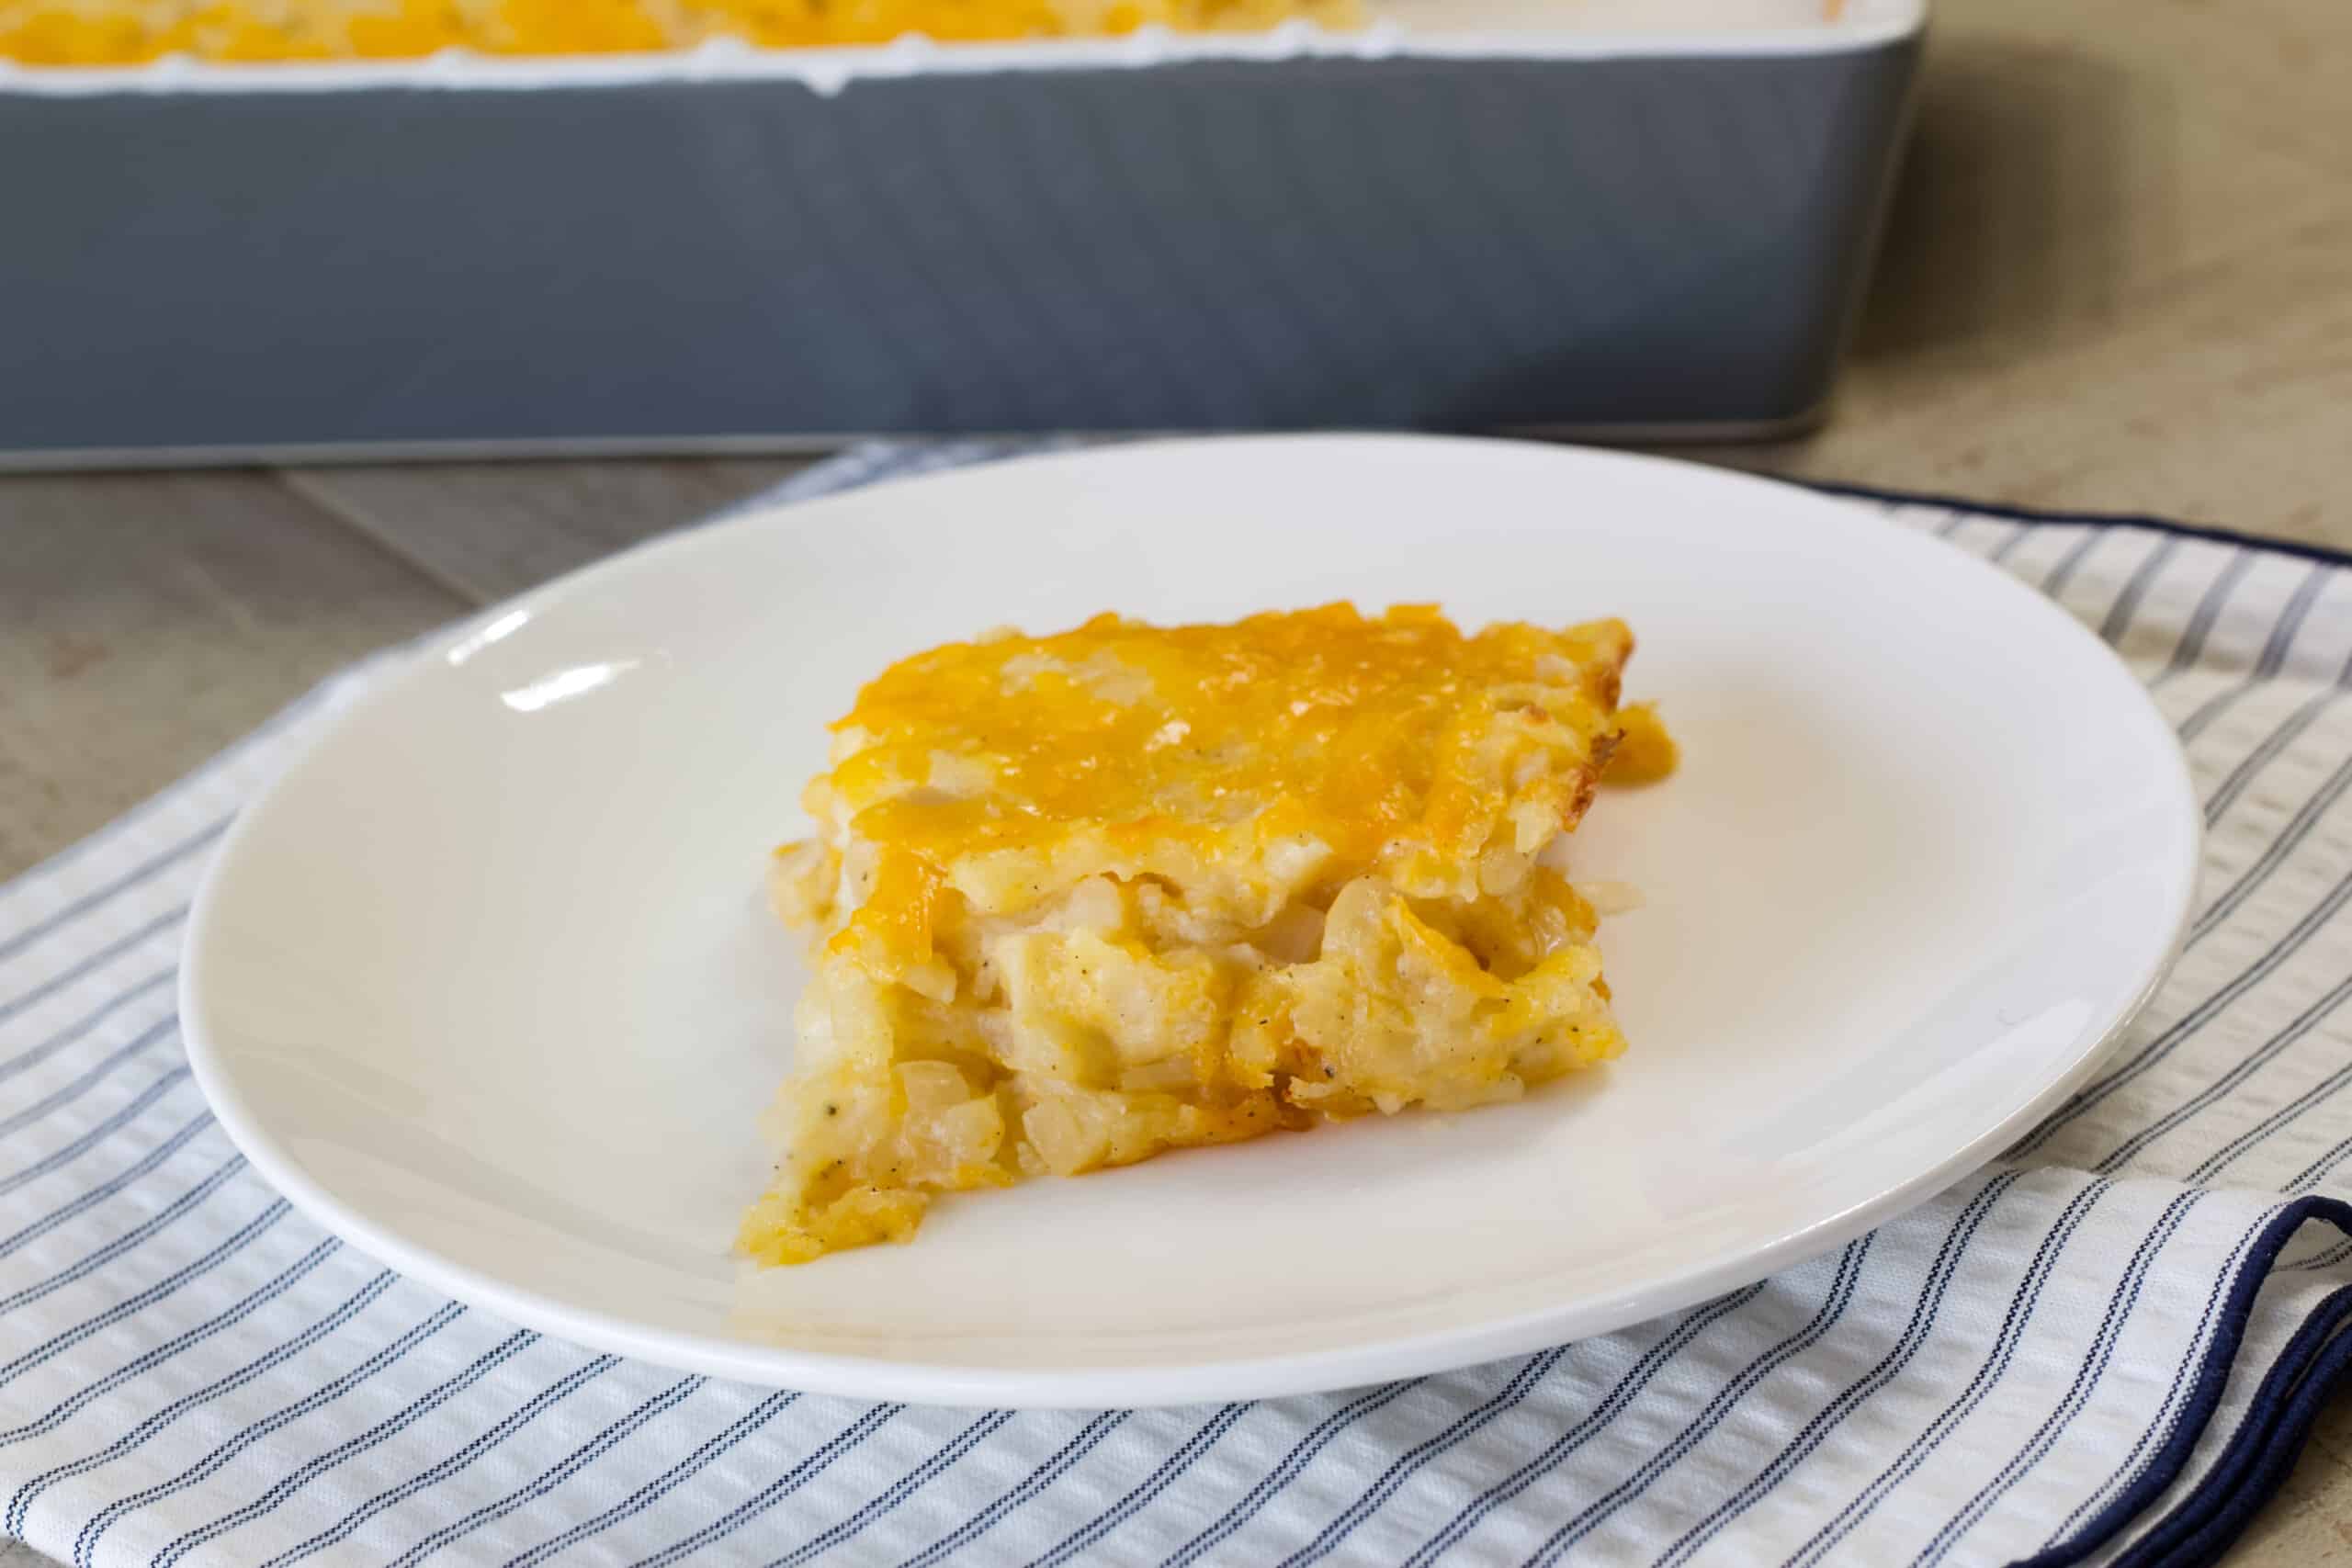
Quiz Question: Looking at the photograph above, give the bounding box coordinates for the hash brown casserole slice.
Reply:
[741,603,1661,1264]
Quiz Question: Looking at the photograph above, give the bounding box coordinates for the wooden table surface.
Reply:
[3,0,2346,1562]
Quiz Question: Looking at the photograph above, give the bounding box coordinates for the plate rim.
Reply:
[180,433,2202,1408]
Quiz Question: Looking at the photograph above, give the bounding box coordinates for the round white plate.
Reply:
[182,435,2198,1408]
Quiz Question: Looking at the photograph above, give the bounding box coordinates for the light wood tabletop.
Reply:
[2,0,2346,1562]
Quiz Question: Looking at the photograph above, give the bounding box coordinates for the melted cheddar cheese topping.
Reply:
[813,604,1634,929]
[2,0,1350,63]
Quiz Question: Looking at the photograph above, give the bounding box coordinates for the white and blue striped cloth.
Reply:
[9,442,2352,1568]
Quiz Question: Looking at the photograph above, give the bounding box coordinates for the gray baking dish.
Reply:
[0,0,1923,467]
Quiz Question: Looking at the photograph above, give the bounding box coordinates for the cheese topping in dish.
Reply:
[2,0,1351,63]
[742,603,1668,1264]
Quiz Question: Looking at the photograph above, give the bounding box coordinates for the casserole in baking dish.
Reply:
[0,0,1923,463]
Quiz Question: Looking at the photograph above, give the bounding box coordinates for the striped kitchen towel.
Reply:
[7,441,2352,1568]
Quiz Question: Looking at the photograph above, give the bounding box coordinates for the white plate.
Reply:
[182,435,2198,1408]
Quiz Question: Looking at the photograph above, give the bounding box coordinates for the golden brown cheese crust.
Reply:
[814,604,1633,921]
[742,603,1659,1265]
[3,0,1353,64]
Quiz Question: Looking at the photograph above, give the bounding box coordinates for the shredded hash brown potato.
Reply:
[742,603,1671,1264]
[2,0,1351,63]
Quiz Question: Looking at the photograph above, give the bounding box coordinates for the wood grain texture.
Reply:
[0,469,465,881]
[1635,0,2352,553]
[281,457,816,605]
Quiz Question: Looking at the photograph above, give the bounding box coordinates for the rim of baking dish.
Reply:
[1,0,1923,97]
